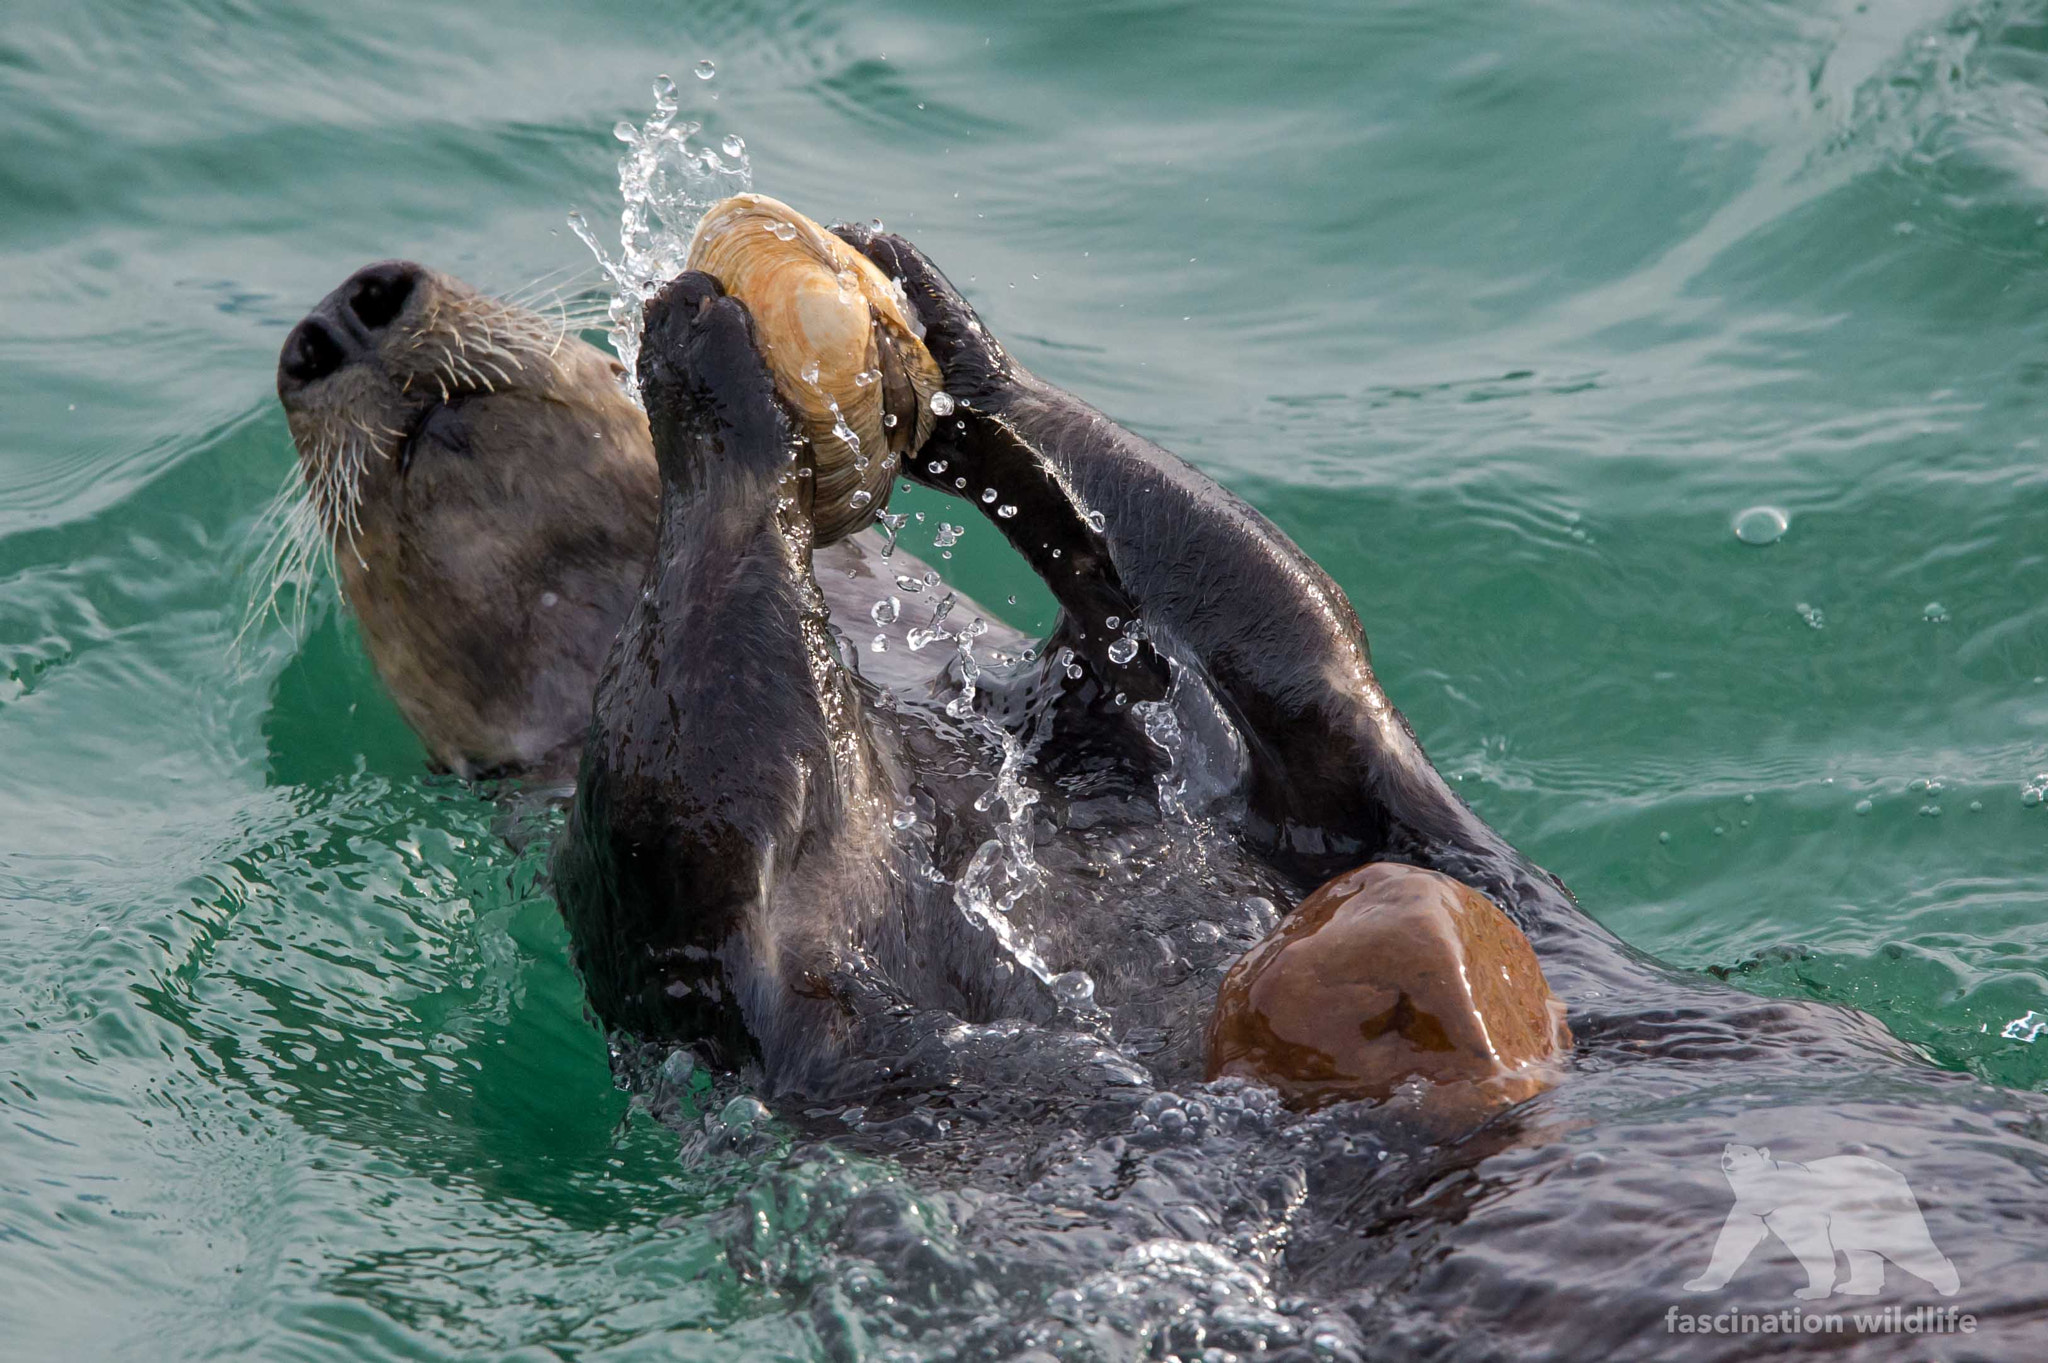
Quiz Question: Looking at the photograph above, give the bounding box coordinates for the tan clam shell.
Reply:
[684,193,942,544]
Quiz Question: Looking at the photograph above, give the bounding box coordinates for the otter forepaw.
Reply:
[637,270,798,477]
[829,224,1014,407]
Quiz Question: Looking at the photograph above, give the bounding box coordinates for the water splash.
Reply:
[875,521,1095,1010]
[569,71,752,399]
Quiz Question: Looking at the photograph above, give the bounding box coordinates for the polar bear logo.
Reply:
[1683,1144,1958,1300]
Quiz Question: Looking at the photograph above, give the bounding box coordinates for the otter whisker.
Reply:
[237,461,339,650]
[503,261,598,310]
[474,353,517,388]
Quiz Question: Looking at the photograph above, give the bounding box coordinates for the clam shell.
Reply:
[685,193,942,544]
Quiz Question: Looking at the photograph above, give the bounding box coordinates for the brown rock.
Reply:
[1205,862,1570,1111]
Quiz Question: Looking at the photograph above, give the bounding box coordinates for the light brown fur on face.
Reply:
[278,261,659,782]
[273,261,1025,784]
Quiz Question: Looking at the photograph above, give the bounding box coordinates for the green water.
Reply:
[4,0,2047,1356]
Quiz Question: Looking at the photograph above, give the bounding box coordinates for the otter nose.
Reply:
[342,260,417,331]
[280,316,346,386]
[277,259,425,395]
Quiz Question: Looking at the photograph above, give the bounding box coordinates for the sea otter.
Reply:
[274,231,2048,1357]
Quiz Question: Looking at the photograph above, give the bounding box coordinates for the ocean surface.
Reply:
[3,0,2047,1357]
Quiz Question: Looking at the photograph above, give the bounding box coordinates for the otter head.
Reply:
[275,261,658,781]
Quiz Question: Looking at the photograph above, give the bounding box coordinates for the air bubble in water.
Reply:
[694,59,717,80]
[929,391,957,416]
[1732,506,1788,546]
[1923,601,1950,623]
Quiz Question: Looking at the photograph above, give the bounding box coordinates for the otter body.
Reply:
[276,239,2048,1357]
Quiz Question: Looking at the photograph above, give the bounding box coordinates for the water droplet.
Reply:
[1105,616,1120,630]
[1108,637,1139,665]
[882,412,898,428]
[929,391,957,416]
[718,1095,766,1129]
[871,597,900,626]
[927,459,947,475]
[1854,798,1874,815]
[800,359,820,385]
[1923,601,1950,624]
[981,488,998,504]
[871,634,887,652]
[1050,971,1096,1008]
[694,59,717,80]
[997,504,1017,518]
[1657,830,1671,844]
[853,368,878,388]
[770,220,797,241]
[1733,506,1789,546]
[849,489,873,510]
[891,807,917,829]
[1087,509,1107,531]
[721,133,745,157]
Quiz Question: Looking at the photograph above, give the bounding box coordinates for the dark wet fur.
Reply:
[472,246,2048,1356]
[555,241,2048,1358]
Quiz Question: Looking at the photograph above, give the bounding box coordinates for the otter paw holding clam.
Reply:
[683,194,944,541]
